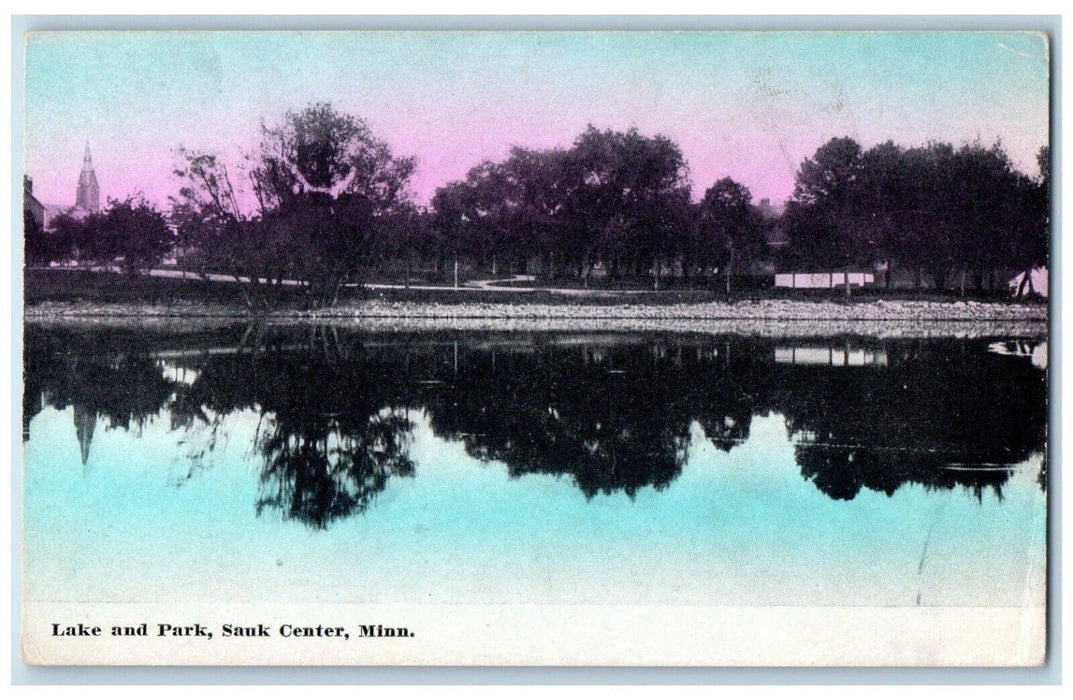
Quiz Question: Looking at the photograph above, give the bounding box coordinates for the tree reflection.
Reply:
[421,337,774,498]
[773,341,1047,501]
[255,410,414,528]
[24,324,1048,525]
[424,342,690,498]
[184,328,416,528]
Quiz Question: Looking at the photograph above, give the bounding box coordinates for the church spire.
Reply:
[76,143,100,213]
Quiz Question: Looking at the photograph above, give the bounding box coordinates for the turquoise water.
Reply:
[23,325,1047,608]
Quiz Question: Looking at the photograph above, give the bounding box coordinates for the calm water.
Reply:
[23,323,1047,607]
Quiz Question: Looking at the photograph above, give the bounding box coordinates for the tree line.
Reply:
[25,196,173,275]
[782,137,1049,295]
[25,102,1050,308]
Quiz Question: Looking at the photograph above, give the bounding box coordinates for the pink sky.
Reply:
[24,31,1050,211]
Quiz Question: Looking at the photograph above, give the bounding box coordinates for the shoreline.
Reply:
[25,298,1048,321]
[24,299,1048,339]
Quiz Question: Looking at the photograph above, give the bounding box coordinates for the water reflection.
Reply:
[774,344,888,366]
[23,324,1048,528]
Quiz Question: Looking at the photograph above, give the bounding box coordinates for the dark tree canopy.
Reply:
[26,197,173,274]
[171,102,417,310]
[781,136,1048,293]
[161,106,1055,304]
[430,125,693,285]
[694,177,768,293]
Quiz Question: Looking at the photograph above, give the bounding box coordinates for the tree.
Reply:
[170,148,272,304]
[92,197,174,275]
[366,202,433,286]
[782,136,1044,296]
[784,139,854,290]
[503,146,573,279]
[429,124,695,285]
[568,126,692,286]
[50,198,172,275]
[172,102,417,311]
[948,142,1020,295]
[433,160,522,276]
[429,126,693,287]
[24,210,76,266]
[852,141,910,289]
[882,143,951,290]
[786,137,865,295]
[254,103,417,307]
[1011,145,1050,296]
[43,212,97,265]
[695,178,766,295]
[888,140,1032,295]
[430,182,472,284]
[792,136,863,207]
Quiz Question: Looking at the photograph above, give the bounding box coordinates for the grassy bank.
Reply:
[25,268,1045,310]
[26,268,281,307]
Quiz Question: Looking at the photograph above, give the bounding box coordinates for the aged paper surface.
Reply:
[20,29,1049,666]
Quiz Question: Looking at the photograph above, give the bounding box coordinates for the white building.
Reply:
[774,271,875,289]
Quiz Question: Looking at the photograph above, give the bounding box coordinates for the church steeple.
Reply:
[76,143,100,213]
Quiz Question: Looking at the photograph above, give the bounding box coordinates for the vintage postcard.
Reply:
[19,29,1049,666]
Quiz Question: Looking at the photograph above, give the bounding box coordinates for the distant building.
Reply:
[758,198,789,253]
[76,144,100,214]
[26,145,103,230]
[23,175,45,228]
[774,271,875,289]
[756,197,784,220]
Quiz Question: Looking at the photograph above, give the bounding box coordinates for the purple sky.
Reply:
[25,31,1050,211]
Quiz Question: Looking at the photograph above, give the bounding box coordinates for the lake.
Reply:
[22,322,1047,610]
